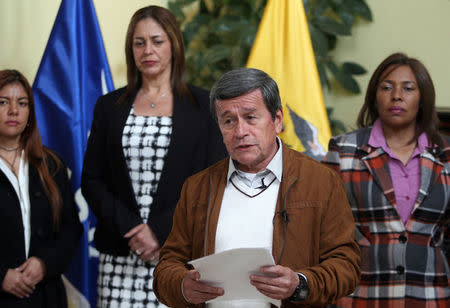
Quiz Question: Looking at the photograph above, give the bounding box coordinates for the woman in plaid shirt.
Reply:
[323,53,449,307]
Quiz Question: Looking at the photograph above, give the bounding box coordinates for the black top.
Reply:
[81,85,227,255]
[0,150,83,308]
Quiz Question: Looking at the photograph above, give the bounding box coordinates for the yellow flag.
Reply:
[247,0,331,160]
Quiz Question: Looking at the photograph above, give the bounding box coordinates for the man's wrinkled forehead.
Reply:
[215,89,264,117]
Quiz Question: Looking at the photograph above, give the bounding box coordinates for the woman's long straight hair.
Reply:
[0,69,62,231]
[357,52,441,152]
[119,5,196,107]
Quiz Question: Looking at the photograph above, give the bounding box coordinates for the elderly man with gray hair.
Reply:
[153,68,360,308]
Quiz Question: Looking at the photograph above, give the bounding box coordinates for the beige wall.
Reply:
[1,0,449,130]
[326,0,450,130]
[0,0,166,87]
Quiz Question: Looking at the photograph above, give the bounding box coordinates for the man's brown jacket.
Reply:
[154,143,360,307]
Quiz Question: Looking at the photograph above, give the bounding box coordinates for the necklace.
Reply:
[0,148,19,176]
[0,144,19,152]
[386,139,417,165]
[148,90,170,108]
[230,176,276,198]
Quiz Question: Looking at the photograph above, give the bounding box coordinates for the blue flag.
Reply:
[32,0,114,306]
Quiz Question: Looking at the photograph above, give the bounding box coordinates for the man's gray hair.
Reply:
[210,68,282,122]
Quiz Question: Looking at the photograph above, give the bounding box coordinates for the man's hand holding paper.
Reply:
[185,247,282,307]
[182,270,224,304]
[250,265,299,301]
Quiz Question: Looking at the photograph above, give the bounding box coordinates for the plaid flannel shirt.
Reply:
[322,127,450,307]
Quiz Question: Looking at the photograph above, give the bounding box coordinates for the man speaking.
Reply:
[153,68,360,307]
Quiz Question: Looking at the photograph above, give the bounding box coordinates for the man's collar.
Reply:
[227,137,283,182]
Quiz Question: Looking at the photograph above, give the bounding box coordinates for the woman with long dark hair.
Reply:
[323,53,449,307]
[0,69,82,307]
[81,5,227,307]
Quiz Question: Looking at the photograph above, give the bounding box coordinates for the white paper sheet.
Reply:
[188,247,281,307]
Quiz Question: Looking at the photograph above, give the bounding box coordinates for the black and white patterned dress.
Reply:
[97,108,171,308]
